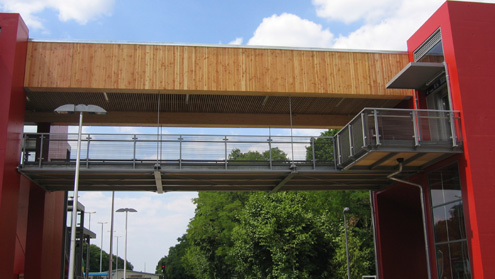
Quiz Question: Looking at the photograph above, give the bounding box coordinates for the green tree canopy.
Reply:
[305,129,338,162]
[156,235,196,279]
[82,244,133,273]
[232,192,335,279]
[229,147,288,161]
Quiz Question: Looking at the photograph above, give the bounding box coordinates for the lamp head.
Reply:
[116,208,138,213]
[343,207,350,213]
[55,104,107,115]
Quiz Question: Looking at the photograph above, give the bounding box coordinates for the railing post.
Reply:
[268,136,273,170]
[86,135,91,168]
[348,124,354,158]
[336,134,342,166]
[411,111,420,147]
[224,136,228,170]
[361,112,367,148]
[311,137,316,170]
[38,134,44,168]
[132,135,137,169]
[373,109,381,146]
[179,136,183,170]
[21,134,27,167]
[449,111,458,148]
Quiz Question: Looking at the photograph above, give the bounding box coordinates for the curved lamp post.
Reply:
[116,208,137,279]
[343,207,351,279]
[55,104,106,279]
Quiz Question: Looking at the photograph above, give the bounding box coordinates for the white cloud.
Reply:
[247,13,334,48]
[332,0,445,50]
[0,0,115,30]
[312,0,400,24]
[246,0,495,51]
[229,37,243,45]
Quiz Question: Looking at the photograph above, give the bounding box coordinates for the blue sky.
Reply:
[5,0,495,273]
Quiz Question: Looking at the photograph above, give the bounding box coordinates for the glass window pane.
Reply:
[429,164,462,206]
[436,243,452,279]
[446,202,467,241]
[418,41,444,63]
[449,241,472,279]
[433,206,449,243]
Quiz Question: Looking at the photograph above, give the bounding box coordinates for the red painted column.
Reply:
[24,185,46,279]
[0,13,29,277]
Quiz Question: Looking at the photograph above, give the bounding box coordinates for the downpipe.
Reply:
[387,158,432,279]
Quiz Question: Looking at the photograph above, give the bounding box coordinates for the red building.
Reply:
[374,2,495,278]
[0,1,494,278]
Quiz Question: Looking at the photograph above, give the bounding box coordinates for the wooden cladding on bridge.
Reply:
[25,42,410,98]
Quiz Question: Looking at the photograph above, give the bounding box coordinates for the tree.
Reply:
[181,148,289,279]
[232,192,335,279]
[156,235,196,279]
[305,129,338,162]
[82,244,133,273]
[183,191,250,278]
[229,147,288,161]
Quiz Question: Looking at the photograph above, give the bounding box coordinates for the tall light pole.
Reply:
[109,191,115,279]
[107,229,116,277]
[55,104,106,279]
[116,208,137,279]
[98,221,108,272]
[343,207,351,279]
[85,211,96,231]
[114,235,122,275]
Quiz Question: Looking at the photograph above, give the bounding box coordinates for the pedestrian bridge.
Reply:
[18,108,463,193]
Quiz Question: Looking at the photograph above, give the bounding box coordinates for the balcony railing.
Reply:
[20,133,336,171]
[335,108,463,169]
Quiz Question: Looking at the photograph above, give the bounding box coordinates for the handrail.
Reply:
[20,133,336,170]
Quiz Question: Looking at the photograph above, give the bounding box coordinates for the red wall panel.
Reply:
[375,184,428,279]
[407,2,495,278]
[0,13,29,278]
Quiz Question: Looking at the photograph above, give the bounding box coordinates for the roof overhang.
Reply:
[386,62,445,89]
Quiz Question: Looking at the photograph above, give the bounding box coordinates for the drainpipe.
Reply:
[387,158,432,279]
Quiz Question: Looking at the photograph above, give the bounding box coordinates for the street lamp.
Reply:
[109,191,115,278]
[55,104,106,279]
[98,222,108,272]
[85,211,96,231]
[116,208,137,279]
[114,235,122,275]
[343,207,351,279]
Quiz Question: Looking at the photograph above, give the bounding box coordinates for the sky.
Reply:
[3,0,495,273]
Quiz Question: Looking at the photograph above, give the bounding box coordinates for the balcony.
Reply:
[335,108,463,170]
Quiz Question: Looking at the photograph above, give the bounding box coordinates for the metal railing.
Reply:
[20,108,463,172]
[335,108,462,169]
[20,133,336,170]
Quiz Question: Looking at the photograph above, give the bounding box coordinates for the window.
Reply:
[429,163,471,279]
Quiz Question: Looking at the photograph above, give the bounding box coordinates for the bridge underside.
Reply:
[24,91,404,128]
[19,167,393,192]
